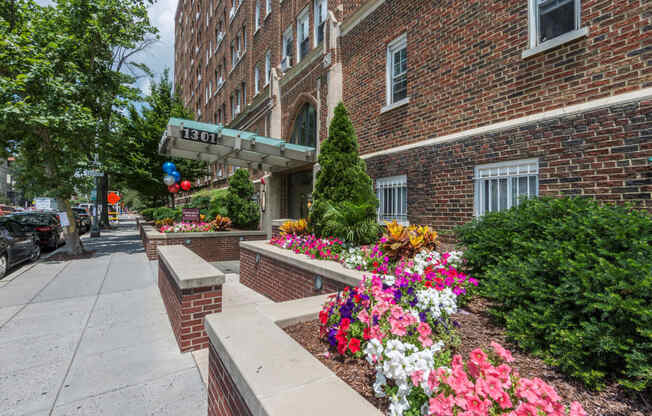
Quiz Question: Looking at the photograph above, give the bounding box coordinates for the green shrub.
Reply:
[310,103,378,237]
[320,201,381,245]
[140,208,155,220]
[209,188,228,217]
[152,207,181,221]
[456,197,652,392]
[225,169,259,229]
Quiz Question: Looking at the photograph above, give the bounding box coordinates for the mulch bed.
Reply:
[46,250,95,261]
[284,298,650,416]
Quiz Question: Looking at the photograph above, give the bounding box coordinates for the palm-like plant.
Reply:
[320,201,381,245]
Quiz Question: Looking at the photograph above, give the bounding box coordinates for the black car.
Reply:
[10,212,63,250]
[0,217,41,278]
[72,207,91,233]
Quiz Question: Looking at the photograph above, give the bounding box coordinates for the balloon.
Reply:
[163,175,175,186]
[180,180,192,191]
[168,183,180,193]
[171,170,181,183]
[162,162,176,174]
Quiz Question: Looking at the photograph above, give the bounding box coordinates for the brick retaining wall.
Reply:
[240,247,347,302]
[208,343,253,416]
[144,231,267,261]
[158,260,222,353]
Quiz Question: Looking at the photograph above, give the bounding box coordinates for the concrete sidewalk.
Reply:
[0,220,207,416]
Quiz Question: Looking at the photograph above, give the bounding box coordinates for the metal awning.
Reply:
[159,118,316,172]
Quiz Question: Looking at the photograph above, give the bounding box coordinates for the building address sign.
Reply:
[182,127,220,145]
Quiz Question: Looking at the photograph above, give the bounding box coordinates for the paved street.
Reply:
[0,219,207,416]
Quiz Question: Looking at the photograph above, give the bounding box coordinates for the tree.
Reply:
[309,102,378,237]
[0,0,157,254]
[225,169,260,230]
[113,71,207,208]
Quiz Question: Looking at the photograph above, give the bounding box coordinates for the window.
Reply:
[282,26,294,69]
[266,0,271,16]
[255,0,261,30]
[474,159,539,216]
[254,65,260,94]
[230,41,236,67]
[242,25,247,51]
[265,50,271,85]
[297,8,310,62]
[376,175,408,225]
[289,103,316,148]
[241,81,246,107]
[530,0,580,46]
[386,34,407,106]
[314,0,327,46]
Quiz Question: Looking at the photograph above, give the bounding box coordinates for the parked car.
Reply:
[10,212,64,250]
[0,217,41,278]
[0,205,16,216]
[71,207,91,233]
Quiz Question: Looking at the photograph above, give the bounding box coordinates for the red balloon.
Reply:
[180,180,192,191]
[168,183,180,193]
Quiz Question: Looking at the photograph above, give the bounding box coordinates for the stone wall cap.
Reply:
[145,228,266,240]
[239,240,367,287]
[157,245,225,289]
[271,219,294,227]
[205,303,382,416]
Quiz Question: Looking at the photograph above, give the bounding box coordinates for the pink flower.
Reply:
[410,370,424,387]
[357,309,370,325]
[429,394,454,415]
[491,341,514,362]
[496,390,513,409]
[481,376,504,401]
[465,394,490,414]
[417,322,432,337]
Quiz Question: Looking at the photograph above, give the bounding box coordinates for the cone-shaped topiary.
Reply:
[225,168,260,229]
[309,103,378,241]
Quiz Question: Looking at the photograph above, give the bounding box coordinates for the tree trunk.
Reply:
[58,198,84,255]
[170,193,175,209]
[100,173,110,227]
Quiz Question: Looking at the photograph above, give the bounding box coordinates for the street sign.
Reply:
[90,190,97,201]
[84,170,104,177]
[58,212,70,227]
[107,192,121,205]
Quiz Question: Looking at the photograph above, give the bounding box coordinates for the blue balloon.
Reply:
[162,162,176,174]
[171,170,181,183]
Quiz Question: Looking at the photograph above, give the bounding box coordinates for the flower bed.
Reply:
[286,298,650,416]
[159,221,213,233]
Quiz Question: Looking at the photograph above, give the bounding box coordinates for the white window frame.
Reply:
[313,0,327,47]
[384,33,408,111]
[296,7,310,63]
[255,0,261,31]
[523,0,588,59]
[474,159,539,217]
[254,65,260,94]
[266,0,271,16]
[376,175,408,225]
[265,50,271,86]
[282,25,293,65]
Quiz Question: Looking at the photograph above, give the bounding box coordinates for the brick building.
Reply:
[172,0,651,237]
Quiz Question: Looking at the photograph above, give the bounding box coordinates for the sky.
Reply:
[35,0,178,96]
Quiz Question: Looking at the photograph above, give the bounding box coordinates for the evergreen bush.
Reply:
[225,168,260,229]
[456,197,652,392]
[309,103,378,243]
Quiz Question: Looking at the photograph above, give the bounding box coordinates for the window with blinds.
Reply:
[474,159,539,216]
[376,175,408,225]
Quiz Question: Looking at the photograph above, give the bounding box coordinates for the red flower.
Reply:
[353,294,361,304]
[363,327,371,340]
[319,310,328,325]
[348,338,361,354]
[340,318,351,332]
[337,339,348,355]
[373,261,379,268]
[424,280,433,288]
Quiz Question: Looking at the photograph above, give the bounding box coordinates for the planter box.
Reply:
[205,296,382,416]
[142,225,266,261]
[158,245,225,353]
[239,240,366,302]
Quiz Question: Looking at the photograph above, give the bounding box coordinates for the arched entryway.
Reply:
[289,103,317,148]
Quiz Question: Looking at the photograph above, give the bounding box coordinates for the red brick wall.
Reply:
[240,247,347,302]
[365,100,652,240]
[341,0,650,155]
[208,343,253,416]
[143,233,267,261]
[158,260,222,353]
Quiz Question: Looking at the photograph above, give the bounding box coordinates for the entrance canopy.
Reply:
[159,118,316,172]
